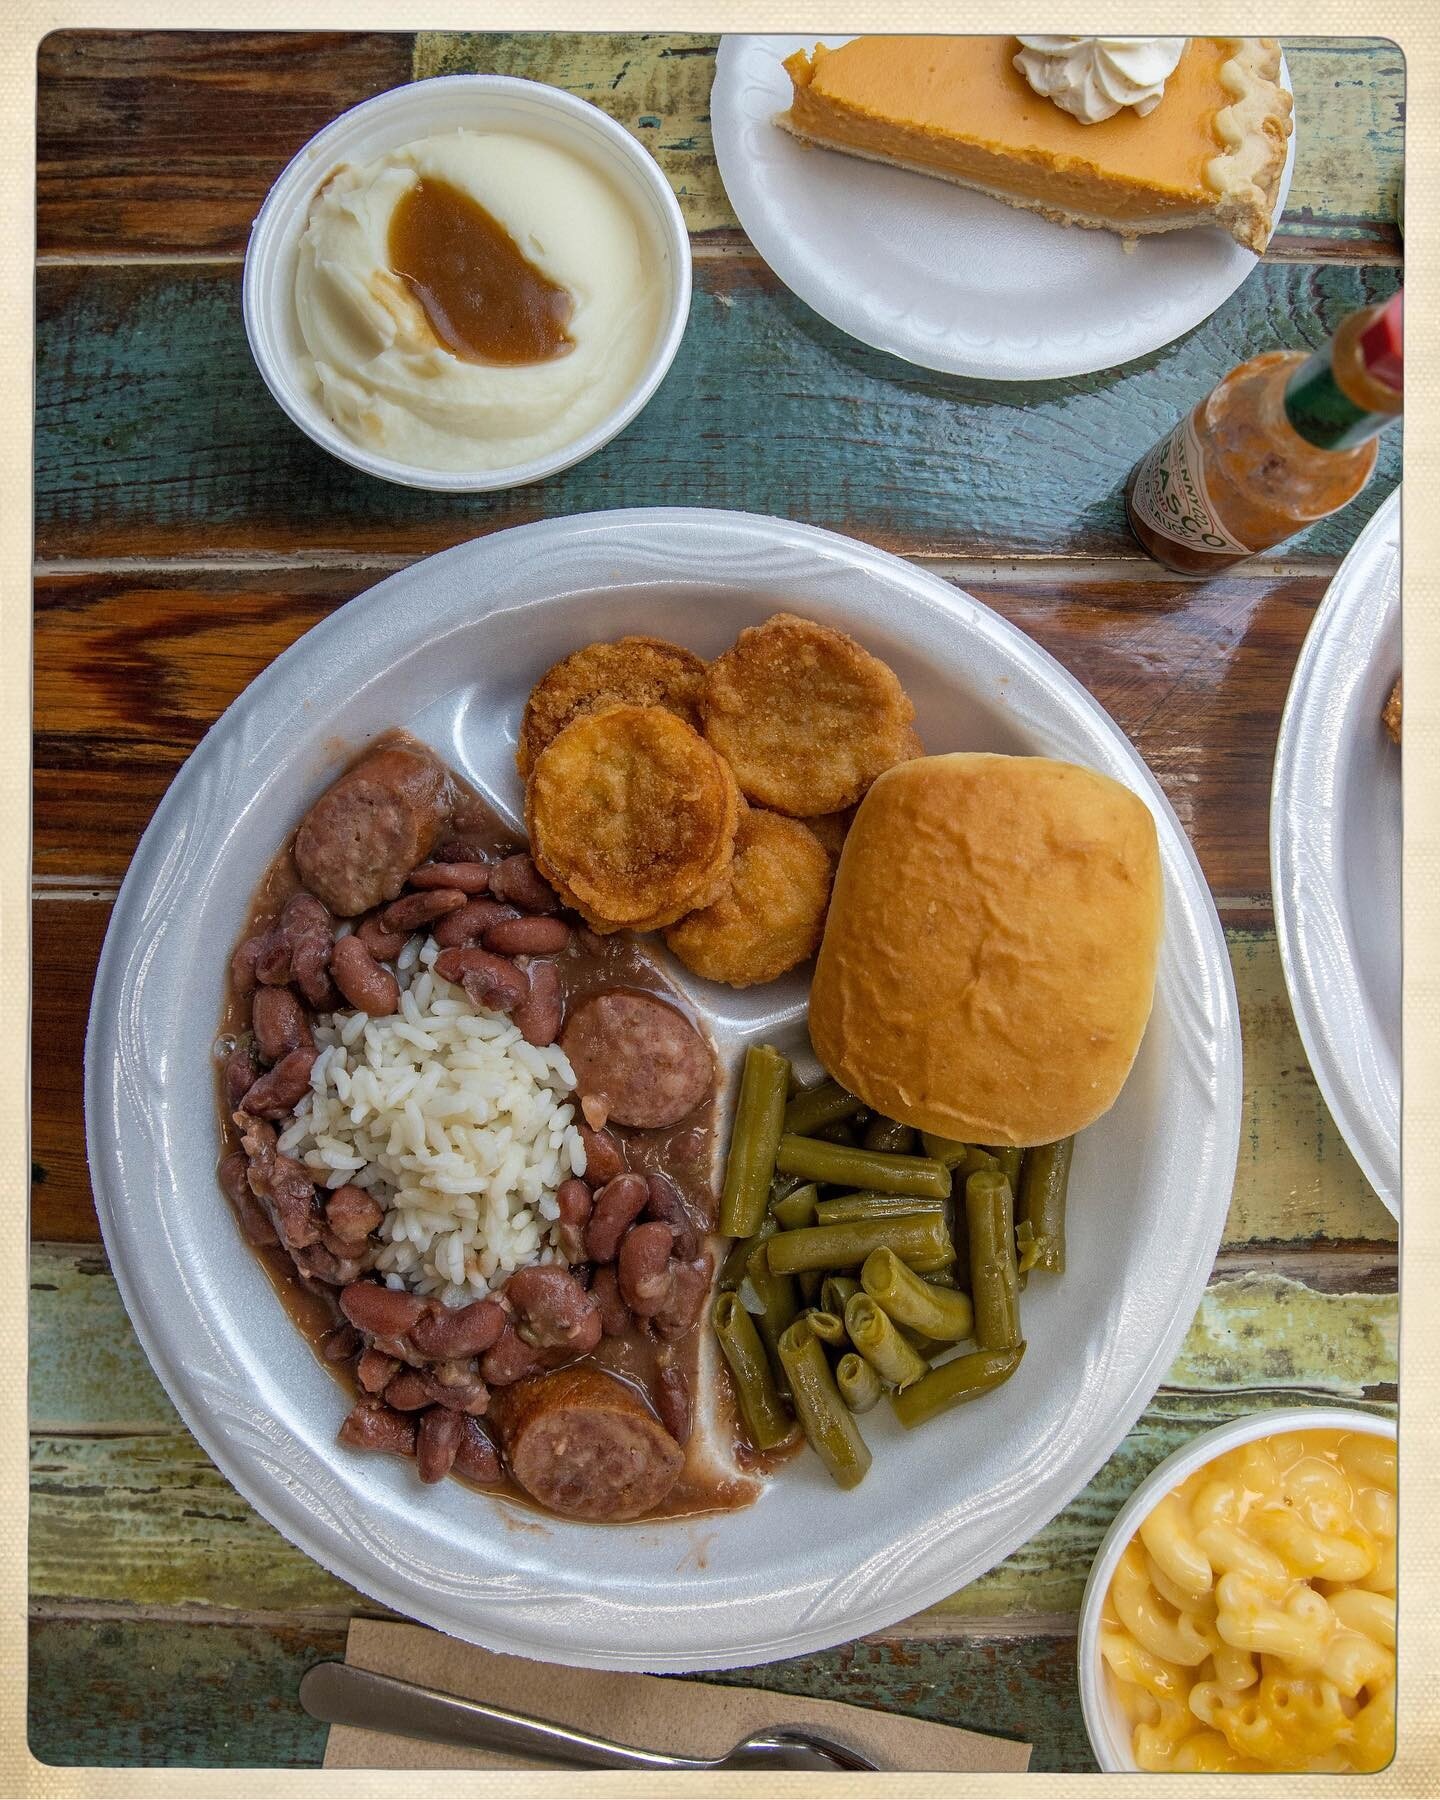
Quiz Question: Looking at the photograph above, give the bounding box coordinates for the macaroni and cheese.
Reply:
[1101,1428,1396,1772]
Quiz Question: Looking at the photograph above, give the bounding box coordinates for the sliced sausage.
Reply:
[453,1416,503,1485]
[489,854,562,914]
[583,1173,650,1264]
[239,1046,317,1119]
[577,1122,626,1186]
[560,993,714,1129]
[409,1297,507,1361]
[513,960,563,1048]
[407,861,491,893]
[492,1364,684,1522]
[417,1406,465,1483]
[432,947,529,1015]
[433,898,519,949]
[483,916,572,957]
[331,935,401,1016]
[339,1280,428,1338]
[251,987,312,1063]
[617,1221,676,1317]
[294,745,450,919]
[338,1401,416,1458]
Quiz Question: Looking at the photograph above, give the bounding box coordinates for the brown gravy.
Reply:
[388,176,574,366]
[219,732,769,1521]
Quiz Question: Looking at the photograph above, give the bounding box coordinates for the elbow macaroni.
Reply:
[1101,1429,1396,1772]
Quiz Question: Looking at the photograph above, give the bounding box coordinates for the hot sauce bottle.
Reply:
[1126,291,1402,573]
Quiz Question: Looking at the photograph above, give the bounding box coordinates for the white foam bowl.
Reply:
[242,75,691,492]
[1077,1406,1397,1772]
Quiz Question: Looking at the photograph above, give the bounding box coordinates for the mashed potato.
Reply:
[294,129,662,471]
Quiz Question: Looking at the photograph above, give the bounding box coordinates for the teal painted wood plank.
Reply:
[35,258,1400,563]
[27,1616,1087,1771]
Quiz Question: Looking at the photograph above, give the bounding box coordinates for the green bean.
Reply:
[965,1171,1021,1350]
[802,1307,847,1346]
[766,1211,955,1277]
[814,1190,946,1226]
[777,1318,872,1489]
[782,1079,864,1138]
[861,1247,975,1342]
[812,1118,861,1145]
[719,1045,791,1238]
[836,1352,883,1413]
[984,1146,1024,1196]
[1018,1137,1073,1275]
[718,1216,776,1292]
[796,1270,824,1306]
[862,1116,917,1154]
[844,1294,930,1390]
[770,1171,807,1203]
[745,1233,798,1365]
[892,1343,1026,1429]
[821,1274,860,1316]
[921,1135,999,1177]
[712,1293,794,1451]
[774,1135,952,1199]
[770,1184,818,1231]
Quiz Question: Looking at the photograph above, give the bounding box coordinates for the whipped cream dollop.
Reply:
[1013,37,1187,123]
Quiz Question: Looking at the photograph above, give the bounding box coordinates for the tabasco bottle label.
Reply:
[1128,406,1250,557]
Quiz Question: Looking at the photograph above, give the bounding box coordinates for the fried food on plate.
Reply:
[666,807,833,988]
[1383,674,1402,745]
[518,636,708,778]
[526,704,740,932]
[700,613,917,816]
[805,807,856,864]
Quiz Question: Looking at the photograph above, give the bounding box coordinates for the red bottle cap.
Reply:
[1359,291,1403,391]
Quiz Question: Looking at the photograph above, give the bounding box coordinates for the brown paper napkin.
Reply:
[322,1619,1032,1774]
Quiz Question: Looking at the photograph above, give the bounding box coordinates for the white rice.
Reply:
[276,935,586,1306]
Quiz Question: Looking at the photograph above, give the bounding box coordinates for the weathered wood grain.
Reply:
[29,1235,1395,1626]
[30,904,1392,1247]
[36,32,412,257]
[26,1616,1087,1770]
[34,258,1401,564]
[34,563,1327,894]
[34,33,1403,260]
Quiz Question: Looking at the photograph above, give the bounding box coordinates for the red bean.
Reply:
[356,1348,401,1393]
[578,1122,626,1186]
[338,1402,416,1457]
[654,1364,691,1445]
[231,937,265,997]
[409,1297,507,1360]
[325,1184,384,1243]
[223,1046,261,1109]
[504,1265,603,1354]
[643,1172,701,1262]
[513,959,564,1047]
[417,1406,465,1483]
[483,916,572,957]
[433,898,520,949]
[421,1368,491,1414]
[590,1265,632,1338]
[653,1252,716,1342]
[321,1323,361,1364]
[554,1178,594,1264]
[384,1369,433,1411]
[433,947,529,1014]
[355,913,410,962]
[292,1241,364,1287]
[408,861,491,893]
[584,1173,650,1263]
[454,1416,503,1484]
[480,1322,546,1387]
[490,854,562,914]
[618,1222,676,1317]
[239,1046,317,1119]
[434,840,489,865]
[219,1150,278,1246]
[381,889,467,931]
[331,935,401,1016]
[251,986,312,1063]
[339,1281,428,1338]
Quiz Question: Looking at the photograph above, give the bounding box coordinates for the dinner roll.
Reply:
[809,753,1163,1146]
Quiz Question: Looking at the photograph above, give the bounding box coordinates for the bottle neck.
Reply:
[1283,309,1402,451]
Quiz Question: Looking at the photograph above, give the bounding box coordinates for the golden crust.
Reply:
[665,808,833,988]
[526,704,739,934]
[517,637,708,780]
[810,753,1163,1145]
[700,613,916,816]
[1205,38,1294,254]
[1383,674,1402,746]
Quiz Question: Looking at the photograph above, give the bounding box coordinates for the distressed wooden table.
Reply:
[31,31,1402,1772]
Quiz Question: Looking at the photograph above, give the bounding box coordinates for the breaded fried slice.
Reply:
[665,808,832,988]
[517,636,708,779]
[805,806,856,864]
[701,612,917,815]
[526,704,739,933]
[1383,674,1402,745]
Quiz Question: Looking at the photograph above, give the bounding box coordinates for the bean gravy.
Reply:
[218,733,767,1521]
